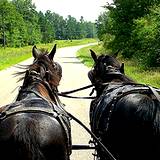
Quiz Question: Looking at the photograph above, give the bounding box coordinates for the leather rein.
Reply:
[58,84,96,99]
[57,82,160,102]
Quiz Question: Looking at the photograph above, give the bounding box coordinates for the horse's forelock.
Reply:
[96,55,121,68]
[104,55,121,68]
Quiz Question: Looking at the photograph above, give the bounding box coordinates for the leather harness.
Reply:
[0,83,72,156]
[90,83,160,136]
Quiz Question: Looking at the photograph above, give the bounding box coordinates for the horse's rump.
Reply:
[0,99,71,160]
[90,84,159,159]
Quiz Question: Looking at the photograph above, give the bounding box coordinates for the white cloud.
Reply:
[32,0,113,22]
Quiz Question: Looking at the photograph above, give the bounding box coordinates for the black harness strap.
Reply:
[148,86,160,102]
[0,106,58,120]
[58,93,96,99]
[58,84,95,99]
[60,84,94,94]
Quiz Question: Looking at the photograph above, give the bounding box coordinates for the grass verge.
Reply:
[76,44,160,88]
[0,38,97,71]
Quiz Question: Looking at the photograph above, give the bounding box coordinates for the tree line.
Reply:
[0,0,97,48]
[97,0,160,68]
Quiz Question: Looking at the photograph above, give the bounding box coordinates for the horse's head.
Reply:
[23,44,62,91]
[88,49,125,84]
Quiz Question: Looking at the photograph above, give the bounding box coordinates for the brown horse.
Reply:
[88,49,160,160]
[0,45,72,160]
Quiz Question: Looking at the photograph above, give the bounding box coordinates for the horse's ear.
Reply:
[49,44,57,60]
[90,49,97,63]
[120,63,125,74]
[32,45,39,59]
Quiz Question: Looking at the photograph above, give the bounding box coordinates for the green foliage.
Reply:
[0,0,24,47]
[96,12,113,40]
[106,0,160,55]
[0,0,97,48]
[97,0,160,68]
[131,5,160,67]
[39,10,55,43]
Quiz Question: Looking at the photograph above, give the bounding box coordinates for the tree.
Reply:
[38,10,55,43]
[49,12,66,40]
[0,0,97,48]
[0,0,27,47]
[131,4,160,67]
[65,15,78,40]
[103,0,160,57]
[12,0,41,45]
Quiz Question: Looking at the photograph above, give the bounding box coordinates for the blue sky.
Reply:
[32,0,113,22]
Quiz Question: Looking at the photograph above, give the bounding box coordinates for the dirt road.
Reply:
[0,44,96,159]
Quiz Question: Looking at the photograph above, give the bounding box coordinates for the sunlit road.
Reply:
[0,43,97,159]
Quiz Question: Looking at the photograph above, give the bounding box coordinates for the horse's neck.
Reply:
[16,82,54,102]
[95,77,135,97]
[37,83,53,101]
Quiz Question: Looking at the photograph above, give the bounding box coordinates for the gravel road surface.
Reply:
[0,44,97,160]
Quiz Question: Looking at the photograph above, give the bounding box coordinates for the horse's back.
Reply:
[0,101,71,160]
[110,93,159,159]
[90,85,160,160]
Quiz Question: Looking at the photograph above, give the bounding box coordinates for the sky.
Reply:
[32,0,113,22]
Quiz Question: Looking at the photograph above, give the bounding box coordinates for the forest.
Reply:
[96,0,160,68]
[0,0,97,48]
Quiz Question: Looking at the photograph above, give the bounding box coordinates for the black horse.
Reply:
[88,49,160,160]
[0,45,71,160]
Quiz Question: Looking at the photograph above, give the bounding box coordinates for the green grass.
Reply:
[0,46,32,70]
[0,38,97,71]
[76,44,107,67]
[76,44,160,88]
[123,60,160,88]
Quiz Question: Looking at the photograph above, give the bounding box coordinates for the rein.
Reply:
[66,111,116,160]
[55,91,117,160]
[57,93,96,99]
[57,82,160,101]
[46,84,117,160]
[58,84,96,99]
[60,84,94,94]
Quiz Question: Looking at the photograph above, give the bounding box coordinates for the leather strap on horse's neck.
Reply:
[148,86,160,103]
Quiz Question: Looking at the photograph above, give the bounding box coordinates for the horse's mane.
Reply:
[111,73,135,83]
[14,50,49,82]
